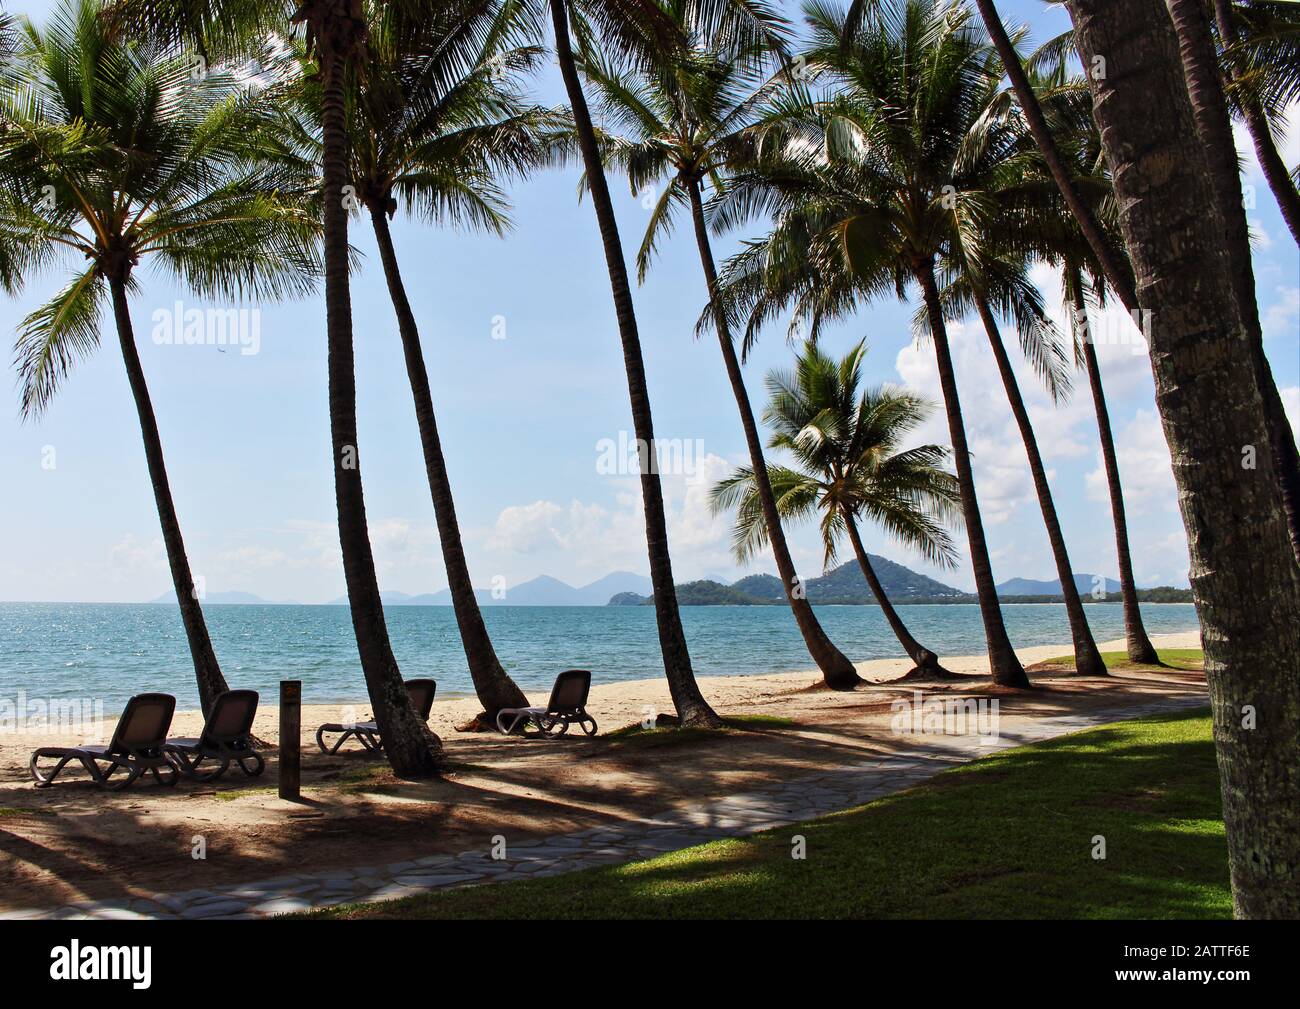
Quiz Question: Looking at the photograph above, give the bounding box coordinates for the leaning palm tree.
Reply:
[107,0,450,775]
[713,342,962,679]
[281,0,561,725]
[713,0,1032,686]
[985,0,1300,567]
[0,0,320,713]
[1063,0,1300,923]
[1213,0,1300,244]
[534,0,793,725]
[581,3,882,686]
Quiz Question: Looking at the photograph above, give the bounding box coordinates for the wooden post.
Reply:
[279,680,301,800]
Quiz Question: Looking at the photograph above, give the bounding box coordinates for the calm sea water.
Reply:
[0,601,1200,710]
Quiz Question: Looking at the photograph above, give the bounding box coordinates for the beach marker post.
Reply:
[279,680,301,800]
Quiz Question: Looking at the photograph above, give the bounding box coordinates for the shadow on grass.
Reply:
[313,707,1229,921]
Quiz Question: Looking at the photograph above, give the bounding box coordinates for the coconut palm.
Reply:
[107,0,454,776]
[988,0,1300,566]
[712,341,962,678]
[930,249,1107,677]
[1213,0,1300,243]
[711,0,1032,686]
[0,0,320,713]
[1063,0,1300,920]
[280,0,563,724]
[536,0,792,726]
[581,4,889,686]
[998,46,1163,663]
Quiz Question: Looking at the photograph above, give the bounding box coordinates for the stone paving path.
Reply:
[4,694,1206,920]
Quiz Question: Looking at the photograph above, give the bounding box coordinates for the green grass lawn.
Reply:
[1041,647,1204,671]
[310,708,1229,920]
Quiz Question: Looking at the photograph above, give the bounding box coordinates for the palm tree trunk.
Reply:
[1069,267,1159,663]
[315,16,439,777]
[550,0,720,726]
[369,209,530,722]
[1066,0,1300,918]
[915,263,1029,688]
[107,270,229,713]
[972,0,1137,310]
[686,181,873,687]
[1211,0,1300,245]
[1167,0,1300,568]
[973,292,1106,677]
[840,505,952,679]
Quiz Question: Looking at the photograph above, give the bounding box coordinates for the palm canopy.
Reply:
[578,0,791,279]
[270,0,566,229]
[711,339,961,569]
[0,0,320,416]
[706,0,1070,385]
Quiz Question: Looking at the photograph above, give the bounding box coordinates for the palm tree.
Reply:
[932,252,1107,677]
[580,4,879,686]
[1002,46,1162,663]
[983,0,1300,567]
[1063,0,1300,920]
[712,341,963,679]
[0,0,319,713]
[1165,0,1300,566]
[1213,0,1300,244]
[541,0,792,725]
[107,0,448,775]
[282,1,561,724]
[1062,261,1158,662]
[714,0,1032,686]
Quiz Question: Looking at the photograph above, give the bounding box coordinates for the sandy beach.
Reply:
[0,631,1205,912]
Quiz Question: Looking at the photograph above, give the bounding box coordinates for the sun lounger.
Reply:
[495,669,597,736]
[163,689,264,781]
[315,678,437,754]
[30,692,179,790]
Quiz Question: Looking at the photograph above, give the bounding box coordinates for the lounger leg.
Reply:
[30,752,75,787]
[237,752,265,778]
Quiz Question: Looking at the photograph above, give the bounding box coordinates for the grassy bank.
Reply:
[310,708,1228,920]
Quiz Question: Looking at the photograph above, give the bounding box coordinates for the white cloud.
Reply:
[483,452,741,577]
[1085,408,1177,511]
[488,500,565,553]
[1261,286,1300,342]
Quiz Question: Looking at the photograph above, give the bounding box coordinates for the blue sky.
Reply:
[2,0,1297,604]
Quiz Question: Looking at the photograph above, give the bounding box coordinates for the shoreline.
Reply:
[148,629,1202,719]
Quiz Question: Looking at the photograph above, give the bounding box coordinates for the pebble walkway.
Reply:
[5,694,1206,919]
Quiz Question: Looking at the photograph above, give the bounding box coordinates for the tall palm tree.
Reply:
[981,0,1300,567]
[714,0,1032,686]
[106,0,445,776]
[712,341,963,679]
[0,0,320,713]
[932,252,1107,677]
[282,1,561,723]
[1064,0,1300,920]
[1213,0,1300,244]
[1061,261,1158,662]
[581,4,880,686]
[1165,0,1300,567]
[1004,47,1162,663]
[540,0,792,725]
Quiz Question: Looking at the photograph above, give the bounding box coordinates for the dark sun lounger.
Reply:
[164,689,264,781]
[495,669,597,736]
[315,678,437,754]
[30,692,178,790]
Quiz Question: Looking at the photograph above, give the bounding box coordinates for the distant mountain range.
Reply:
[149,572,654,607]
[610,557,970,606]
[996,574,1122,596]
[147,565,1190,608]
